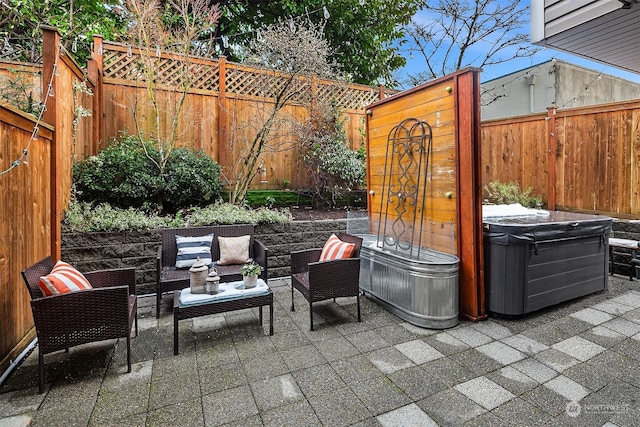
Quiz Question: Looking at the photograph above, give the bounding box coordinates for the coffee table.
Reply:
[173,279,273,354]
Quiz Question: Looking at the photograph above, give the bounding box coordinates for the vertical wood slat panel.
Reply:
[481,100,640,215]
[0,61,42,108]
[481,114,549,203]
[101,84,369,189]
[0,104,53,374]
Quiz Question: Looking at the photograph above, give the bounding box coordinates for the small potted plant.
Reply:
[240,261,261,288]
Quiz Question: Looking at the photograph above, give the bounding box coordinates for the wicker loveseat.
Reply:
[21,256,138,393]
[156,224,268,317]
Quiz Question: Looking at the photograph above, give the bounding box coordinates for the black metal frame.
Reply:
[377,118,433,258]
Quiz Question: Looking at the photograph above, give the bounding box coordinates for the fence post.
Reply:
[88,35,104,152]
[454,69,486,321]
[41,26,62,261]
[547,106,557,210]
[379,85,385,100]
[218,56,228,175]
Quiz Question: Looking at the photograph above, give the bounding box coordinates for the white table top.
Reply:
[179,279,269,307]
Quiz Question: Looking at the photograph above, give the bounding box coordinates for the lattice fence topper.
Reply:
[102,44,220,92]
[225,66,314,104]
[0,41,39,63]
[317,81,381,111]
[101,42,396,110]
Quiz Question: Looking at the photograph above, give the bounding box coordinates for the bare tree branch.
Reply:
[404,0,540,87]
[226,17,343,205]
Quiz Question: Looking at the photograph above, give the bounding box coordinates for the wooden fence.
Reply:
[0,27,95,375]
[0,104,54,375]
[482,100,640,216]
[93,39,388,189]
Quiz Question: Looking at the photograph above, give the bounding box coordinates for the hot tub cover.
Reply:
[483,210,612,247]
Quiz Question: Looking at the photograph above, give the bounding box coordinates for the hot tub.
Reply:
[358,234,460,329]
[483,210,612,315]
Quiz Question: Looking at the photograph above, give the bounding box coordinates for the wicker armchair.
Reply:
[156,225,268,317]
[290,233,363,330]
[21,257,138,393]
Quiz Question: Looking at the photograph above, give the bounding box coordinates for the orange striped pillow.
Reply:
[319,234,356,261]
[38,261,93,296]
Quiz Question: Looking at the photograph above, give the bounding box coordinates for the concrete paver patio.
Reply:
[1,276,639,426]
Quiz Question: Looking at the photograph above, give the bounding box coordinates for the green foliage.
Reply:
[0,67,41,114]
[62,201,178,232]
[240,261,261,277]
[3,0,418,84]
[73,135,221,213]
[162,147,222,212]
[62,200,291,232]
[185,203,292,226]
[73,136,161,209]
[311,139,366,186]
[238,190,312,208]
[298,103,366,207]
[216,0,421,85]
[484,181,543,208]
[1,0,126,64]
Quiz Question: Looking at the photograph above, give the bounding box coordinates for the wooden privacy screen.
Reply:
[365,68,485,321]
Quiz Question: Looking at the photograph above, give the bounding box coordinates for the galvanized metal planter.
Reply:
[358,235,460,329]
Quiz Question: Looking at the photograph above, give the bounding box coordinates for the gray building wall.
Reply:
[481,60,640,121]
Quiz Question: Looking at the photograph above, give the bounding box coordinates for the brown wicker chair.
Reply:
[290,233,363,330]
[21,256,138,393]
[156,225,268,317]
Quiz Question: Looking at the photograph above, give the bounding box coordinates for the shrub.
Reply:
[484,181,543,208]
[62,201,178,232]
[185,203,292,226]
[297,103,366,207]
[73,136,161,209]
[162,147,221,212]
[62,200,292,233]
[73,135,221,213]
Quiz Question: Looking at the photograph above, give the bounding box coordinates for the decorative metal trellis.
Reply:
[377,118,433,259]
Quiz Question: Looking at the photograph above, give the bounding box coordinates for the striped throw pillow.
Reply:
[175,234,214,268]
[38,261,93,296]
[319,234,356,261]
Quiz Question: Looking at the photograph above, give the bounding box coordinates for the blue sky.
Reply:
[394,1,640,87]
